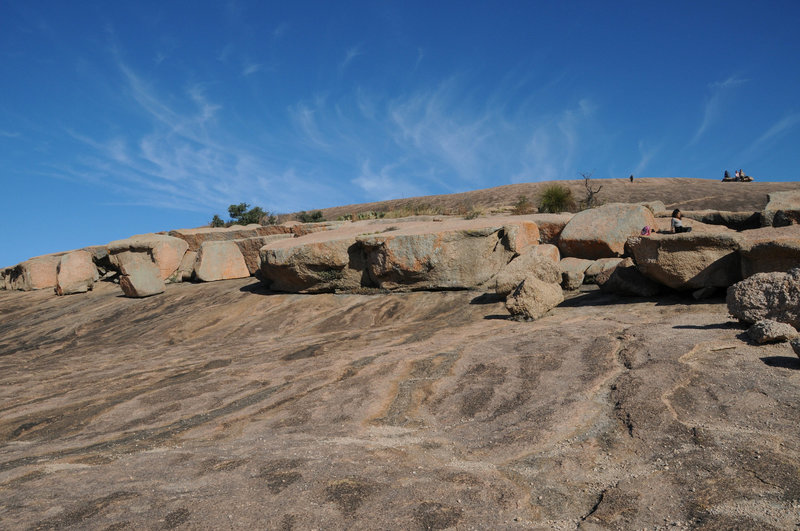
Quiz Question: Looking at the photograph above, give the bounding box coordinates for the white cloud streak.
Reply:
[633,140,660,176]
[741,111,800,160]
[692,75,747,144]
[339,45,363,73]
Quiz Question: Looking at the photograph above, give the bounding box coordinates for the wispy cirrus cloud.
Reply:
[59,50,606,216]
[242,61,262,76]
[339,45,363,73]
[741,111,800,160]
[633,140,660,176]
[59,58,341,214]
[513,98,596,183]
[691,75,748,144]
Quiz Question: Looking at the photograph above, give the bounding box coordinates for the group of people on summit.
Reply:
[722,169,753,182]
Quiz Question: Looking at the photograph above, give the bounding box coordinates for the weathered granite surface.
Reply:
[1,280,798,529]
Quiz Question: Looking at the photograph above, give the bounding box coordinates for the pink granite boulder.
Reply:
[194,241,251,282]
[558,203,656,259]
[55,250,98,295]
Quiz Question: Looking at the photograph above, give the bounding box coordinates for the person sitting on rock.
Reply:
[671,209,692,233]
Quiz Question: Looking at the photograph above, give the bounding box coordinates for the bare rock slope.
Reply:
[1,279,799,529]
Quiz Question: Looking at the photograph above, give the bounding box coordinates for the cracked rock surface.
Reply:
[1,279,799,529]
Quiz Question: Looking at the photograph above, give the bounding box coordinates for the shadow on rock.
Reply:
[469,293,504,305]
[238,281,275,295]
[673,322,741,330]
[760,356,800,370]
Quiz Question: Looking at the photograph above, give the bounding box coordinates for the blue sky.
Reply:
[2,1,799,267]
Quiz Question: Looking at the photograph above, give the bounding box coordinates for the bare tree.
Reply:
[580,172,603,208]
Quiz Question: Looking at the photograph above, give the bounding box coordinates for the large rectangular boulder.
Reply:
[261,232,366,293]
[681,210,762,231]
[525,214,572,245]
[761,190,800,227]
[107,234,189,282]
[627,233,741,290]
[738,225,800,278]
[194,241,251,282]
[234,234,294,275]
[6,253,64,291]
[55,250,98,295]
[260,217,541,293]
[358,219,536,291]
[117,254,165,297]
[558,203,656,259]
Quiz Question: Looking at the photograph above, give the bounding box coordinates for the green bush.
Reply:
[538,185,574,213]
[209,203,276,227]
[297,210,325,223]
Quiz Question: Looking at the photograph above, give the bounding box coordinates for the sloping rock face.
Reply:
[108,234,189,282]
[194,241,251,282]
[2,278,800,529]
[505,273,564,319]
[494,244,560,297]
[168,224,292,251]
[738,225,800,278]
[727,268,800,328]
[6,253,64,291]
[761,190,800,227]
[55,250,97,295]
[558,203,656,259]
[596,257,661,297]
[627,233,741,290]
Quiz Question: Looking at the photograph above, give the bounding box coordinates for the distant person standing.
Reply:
[629,174,634,182]
[671,209,692,233]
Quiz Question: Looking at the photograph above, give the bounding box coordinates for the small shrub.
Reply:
[356,211,385,220]
[384,203,443,218]
[511,195,535,215]
[538,185,574,213]
[297,210,325,223]
[464,209,482,220]
[210,203,275,227]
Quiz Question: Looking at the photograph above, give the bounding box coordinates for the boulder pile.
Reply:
[2,191,799,325]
